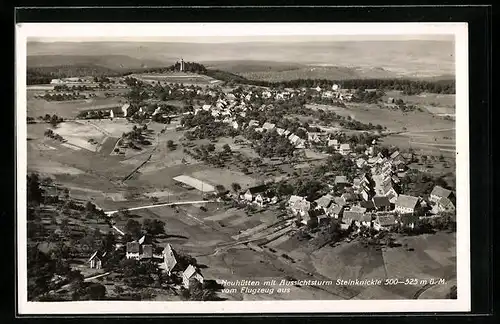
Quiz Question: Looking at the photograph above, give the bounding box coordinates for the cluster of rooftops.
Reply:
[88,235,204,288]
[236,149,455,232]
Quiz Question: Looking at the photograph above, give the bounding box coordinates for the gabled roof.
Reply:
[126,242,140,254]
[183,264,200,279]
[350,206,367,213]
[334,196,347,206]
[142,244,153,259]
[395,195,420,209]
[335,176,349,185]
[372,196,391,208]
[288,195,304,205]
[438,197,455,209]
[390,150,400,159]
[360,200,375,209]
[327,204,344,215]
[341,192,357,201]
[88,250,102,262]
[431,186,452,199]
[262,122,276,130]
[163,244,178,273]
[342,211,365,222]
[292,199,311,212]
[339,143,351,150]
[374,214,397,226]
[314,194,333,209]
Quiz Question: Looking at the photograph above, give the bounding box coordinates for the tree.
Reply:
[125,219,142,238]
[27,173,42,205]
[222,144,232,153]
[167,140,175,150]
[85,283,106,300]
[143,219,166,236]
[215,184,227,195]
[231,182,241,193]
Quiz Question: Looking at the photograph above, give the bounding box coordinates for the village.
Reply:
[27,58,457,302]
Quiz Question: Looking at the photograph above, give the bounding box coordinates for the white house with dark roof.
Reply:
[162,243,179,275]
[429,186,454,204]
[373,214,398,231]
[314,194,333,212]
[182,265,204,288]
[394,195,421,215]
[339,143,351,155]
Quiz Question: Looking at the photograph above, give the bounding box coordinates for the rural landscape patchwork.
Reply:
[25,36,457,302]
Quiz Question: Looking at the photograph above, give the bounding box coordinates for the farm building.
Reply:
[429,186,454,204]
[394,195,421,215]
[182,265,204,288]
[88,251,107,269]
[163,243,179,275]
[373,214,398,231]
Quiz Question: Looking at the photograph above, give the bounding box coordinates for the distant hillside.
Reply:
[28,40,455,78]
[203,60,305,73]
[27,55,168,71]
[28,65,121,79]
[238,65,402,82]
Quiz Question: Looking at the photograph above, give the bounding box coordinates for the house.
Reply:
[262,122,276,131]
[382,183,399,203]
[429,186,454,204]
[389,150,400,160]
[326,204,344,219]
[307,132,322,143]
[341,192,357,202]
[121,103,130,117]
[291,198,311,218]
[303,208,324,225]
[314,194,334,212]
[339,143,351,155]
[126,235,154,260]
[432,197,456,214]
[399,213,419,229]
[254,194,269,207]
[356,158,367,169]
[394,195,421,215]
[182,265,204,288]
[162,244,179,275]
[288,195,303,207]
[350,206,367,214]
[333,196,348,207]
[276,128,285,136]
[327,139,339,149]
[360,200,375,211]
[373,214,398,231]
[334,176,349,186]
[341,211,366,229]
[367,156,378,165]
[244,184,268,203]
[88,251,107,269]
[372,196,391,211]
[248,120,259,128]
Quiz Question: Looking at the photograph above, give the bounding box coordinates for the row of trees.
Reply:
[203,68,455,94]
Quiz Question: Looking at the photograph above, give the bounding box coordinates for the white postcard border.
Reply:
[16,22,470,314]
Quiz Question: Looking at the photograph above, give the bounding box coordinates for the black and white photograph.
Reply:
[16,22,470,314]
